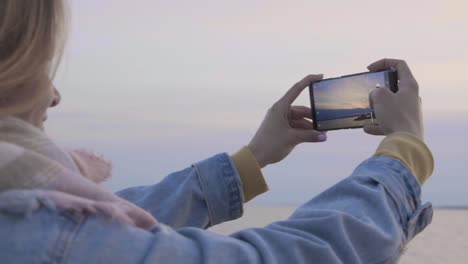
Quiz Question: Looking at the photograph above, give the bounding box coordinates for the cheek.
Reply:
[39,90,52,112]
[33,85,54,120]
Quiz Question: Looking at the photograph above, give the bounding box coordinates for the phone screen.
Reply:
[310,70,394,131]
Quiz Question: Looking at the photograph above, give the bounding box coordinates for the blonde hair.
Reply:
[0,0,67,115]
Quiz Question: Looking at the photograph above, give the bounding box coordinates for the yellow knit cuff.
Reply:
[230,146,269,202]
[374,132,434,185]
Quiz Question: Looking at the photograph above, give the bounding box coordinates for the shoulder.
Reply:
[0,191,79,263]
[0,190,151,263]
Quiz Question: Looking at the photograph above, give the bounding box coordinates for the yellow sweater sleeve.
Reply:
[374,132,434,185]
[230,146,269,202]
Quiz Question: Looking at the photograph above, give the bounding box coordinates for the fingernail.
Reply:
[318,133,327,141]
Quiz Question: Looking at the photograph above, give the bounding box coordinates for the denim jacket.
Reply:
[0,153,432,263]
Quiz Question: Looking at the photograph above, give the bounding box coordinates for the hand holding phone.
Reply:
[248,75,326,168]
[365,59,424,139]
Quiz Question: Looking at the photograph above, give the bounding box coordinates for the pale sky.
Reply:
[47,0,468,206]
[55,0,468,123]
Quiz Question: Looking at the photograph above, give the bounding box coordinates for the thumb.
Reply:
[369,86,394,107]
[363,124,385,136]
[290,129,327,143]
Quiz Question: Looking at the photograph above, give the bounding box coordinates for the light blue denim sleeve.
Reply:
[116,153,245,229]
[68,156,432,263]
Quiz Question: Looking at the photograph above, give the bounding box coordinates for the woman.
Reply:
[0,0,434,263]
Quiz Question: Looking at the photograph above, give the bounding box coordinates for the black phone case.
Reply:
[309,70,398,132]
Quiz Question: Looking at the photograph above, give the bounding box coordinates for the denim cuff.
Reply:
[193,153,244,225]
[354,156,433,241]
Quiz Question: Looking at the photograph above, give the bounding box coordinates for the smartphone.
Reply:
[309,70,398,131]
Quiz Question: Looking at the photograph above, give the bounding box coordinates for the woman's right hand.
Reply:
[364,58,424,140]
[248,75,327,168]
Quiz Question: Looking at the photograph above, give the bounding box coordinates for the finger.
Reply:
[67,199,97,214]
[44,191,98,214]
[367,58,415,80]
[369,84,394,105]
[289,119,315,129]
[363,124,385,136]
[82,203,97,214]
[367,58,418,92]
[94,202,135,226]
[117,200,158,230]
[280,74,323,107]
[290,129,327,143]
[290,105,312,120]
[127,208,159,230]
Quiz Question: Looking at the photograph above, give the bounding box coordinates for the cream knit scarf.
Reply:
[0,117,157,230]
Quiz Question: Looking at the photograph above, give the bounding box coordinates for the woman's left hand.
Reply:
[248,75,327,168]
